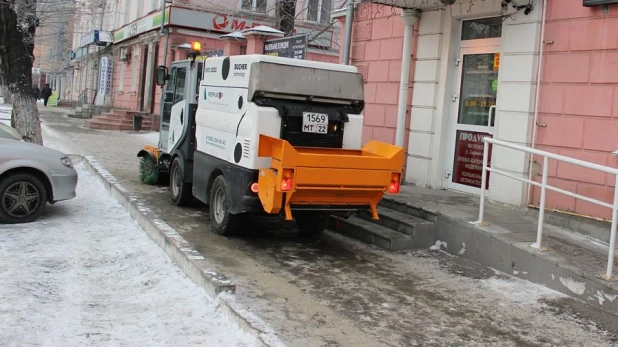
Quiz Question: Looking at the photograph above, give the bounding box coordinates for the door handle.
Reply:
[487,105,496,128]
[180,109,184,125]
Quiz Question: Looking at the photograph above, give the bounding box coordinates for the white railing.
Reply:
[472,137,618,281]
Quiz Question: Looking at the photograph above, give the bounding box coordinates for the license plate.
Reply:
[302,112,329,134]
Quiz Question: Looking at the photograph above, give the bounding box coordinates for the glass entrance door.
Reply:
[446,47,500,194]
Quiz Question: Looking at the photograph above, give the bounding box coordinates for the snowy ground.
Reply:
[0,162,258,346]
[0,104,11,126]
[5,105,614,346]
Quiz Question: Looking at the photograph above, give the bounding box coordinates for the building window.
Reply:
[123,0,131,25]
[461,17,502,40]
[241,0,267,13]
[307,0,332,24]
[136,0,143,18]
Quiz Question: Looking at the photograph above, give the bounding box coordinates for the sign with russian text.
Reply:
[113,8,170,43]
[99,57,113,94]
[453,130,492,189]
[264,35,307,59]
[583,0,618,7]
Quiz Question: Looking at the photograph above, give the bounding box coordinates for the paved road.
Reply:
[39,110,618,347]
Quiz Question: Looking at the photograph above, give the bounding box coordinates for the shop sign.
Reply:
[264,35,307,59]
[169,8,263,33]
[493,53,500,70]
[168,7,332,48]
[453,130,492,189]
[583,0,618,7]
[99,57,114,94]
[81,30,113,47]
[113,8,170,43]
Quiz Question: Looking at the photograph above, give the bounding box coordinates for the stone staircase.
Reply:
[86,109,152,131]
[330,200,437,251]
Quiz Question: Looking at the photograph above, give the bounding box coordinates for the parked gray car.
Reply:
[0,138,78,223]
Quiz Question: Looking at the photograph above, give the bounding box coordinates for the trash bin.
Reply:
[133,114,143,131]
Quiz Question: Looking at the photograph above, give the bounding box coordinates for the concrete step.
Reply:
[379,195,438,223]
[357,207,436,239]
[89,119,152,127]
[112,109,149,116]
[86,116,152,131]
[98,113,151,122]
[329,216,415,251]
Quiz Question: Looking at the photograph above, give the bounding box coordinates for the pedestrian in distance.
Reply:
[41,83,52,107]
[33,84,40,100]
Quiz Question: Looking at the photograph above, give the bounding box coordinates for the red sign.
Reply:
[212,13,261,32]
[453,130,492,189]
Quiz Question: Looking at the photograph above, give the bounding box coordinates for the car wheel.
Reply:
[170,157,192,206]
[139,156,160,185]
[0,172,48,224]
[295,212,330,236]
[209,175,239,236]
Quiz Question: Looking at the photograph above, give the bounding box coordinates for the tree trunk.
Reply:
[276,0,296,37]
[0,1,42,145]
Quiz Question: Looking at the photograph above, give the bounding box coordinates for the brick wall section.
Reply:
[533,0,618,220]
[350,4,416,150]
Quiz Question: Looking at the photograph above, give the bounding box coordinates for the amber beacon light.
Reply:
[191,41,202,52]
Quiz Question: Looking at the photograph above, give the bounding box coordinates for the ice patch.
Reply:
[458,242,466,255]
[482,276,564,305]
[595,291,606,305]
[559,277,586,296]
[430,240,447,251]
[596,291,617,305]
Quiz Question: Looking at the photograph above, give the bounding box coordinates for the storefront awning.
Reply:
[360,0,447,10]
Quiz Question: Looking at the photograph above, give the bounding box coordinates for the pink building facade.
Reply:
[110,5,340,128]
[337,0,618,221]
[533,1,618,220]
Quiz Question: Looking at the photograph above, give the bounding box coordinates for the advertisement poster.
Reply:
[263,35,307,59]
[452,130,492,189]
[48,91,58,107]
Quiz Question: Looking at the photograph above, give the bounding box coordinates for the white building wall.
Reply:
[406,0,544,207]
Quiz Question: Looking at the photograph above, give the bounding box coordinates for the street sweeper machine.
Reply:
[137,48,404,236]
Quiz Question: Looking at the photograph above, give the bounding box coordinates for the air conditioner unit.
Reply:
[119,47,130,62]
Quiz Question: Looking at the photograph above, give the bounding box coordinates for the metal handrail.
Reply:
[472,137,618,281]
[78,88,97,105]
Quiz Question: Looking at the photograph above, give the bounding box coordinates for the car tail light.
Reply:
[281,169,294,192]
[281,179,292,191]
[250,183,259,193]
[388,173,401,194]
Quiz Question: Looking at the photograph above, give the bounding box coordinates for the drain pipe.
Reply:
[395,9,420,147]
[526,0,548,205]
[160,0,170,69]
[341,0,354,65]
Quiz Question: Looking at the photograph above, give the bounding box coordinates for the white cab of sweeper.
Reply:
[195,55,365,171]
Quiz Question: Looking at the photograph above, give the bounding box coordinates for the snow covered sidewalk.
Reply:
[0,104,11,126]
[0,162,257,346]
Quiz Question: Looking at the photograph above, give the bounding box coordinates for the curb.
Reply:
[81,156,286,347]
